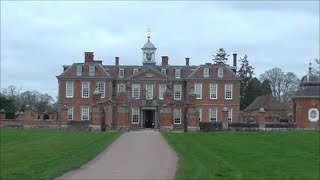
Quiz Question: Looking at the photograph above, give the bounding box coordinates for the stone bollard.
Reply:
[258,107,266,130]
[222,107,229,130]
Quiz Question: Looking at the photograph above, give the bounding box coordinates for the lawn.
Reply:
[0,129,121,180]
[163,131,320,180]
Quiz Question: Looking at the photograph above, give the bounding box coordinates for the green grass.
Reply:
[163,131,320,180]
[0,129,121,180]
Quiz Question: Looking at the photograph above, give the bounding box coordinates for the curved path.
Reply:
[57,130,178,180]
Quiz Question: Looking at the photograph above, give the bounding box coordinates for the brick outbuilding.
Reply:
[292,65,320,129]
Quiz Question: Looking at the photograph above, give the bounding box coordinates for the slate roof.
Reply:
[243,94,288,112]
[293,72,320,98]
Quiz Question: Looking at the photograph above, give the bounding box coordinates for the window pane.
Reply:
[67,107,73,120]
[66,82,74,98]
[132,108,140,124]
[76,66,82,76]
[225,84,232,99]
[98,82,105,98]
[81,107,89,120]
[174,84,181,100]
[195,83,202,99]
[210,83,217,99]
[159,84,166,100]
[89,66,95,76]
[174,109,181,124]
[82,82,90,98]
[132,84,140,99]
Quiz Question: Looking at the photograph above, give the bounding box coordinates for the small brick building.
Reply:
[292,66,320,129]
[242,94,289,123]
[56,35,240,131]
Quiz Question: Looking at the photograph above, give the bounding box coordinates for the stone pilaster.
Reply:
[160,89,173,131]
[60,105,68,127]
[258,107,266,130]
[187,93,199,132]
[222,107,229,130]
[0,109,5,120]
[23,105,32,128]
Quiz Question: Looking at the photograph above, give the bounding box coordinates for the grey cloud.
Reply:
[1,1,319,98]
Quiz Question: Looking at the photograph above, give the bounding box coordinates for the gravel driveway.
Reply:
[57,129,178,180]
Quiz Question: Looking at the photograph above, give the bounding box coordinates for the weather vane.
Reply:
[147,28,151,39]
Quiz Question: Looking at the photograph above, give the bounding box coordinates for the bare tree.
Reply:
[259,67,299,103]
[312,58,320,75]
[260,67,284,102]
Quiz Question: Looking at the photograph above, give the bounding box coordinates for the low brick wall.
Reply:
[199,122,297,132]
[67,120,90,130]
[0,119,23,128]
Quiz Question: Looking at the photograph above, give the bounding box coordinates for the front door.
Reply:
[144,110,154,128]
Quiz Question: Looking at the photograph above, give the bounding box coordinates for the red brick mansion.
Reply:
[56,35,240,131]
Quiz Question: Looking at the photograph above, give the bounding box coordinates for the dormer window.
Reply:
[76,66,82,76]
[175,69,181,79]
[218,68,223,78]
[119,68,124,78]
[203,68,209,77]
[89,66,95,76]
[133,68,139,75]
[161,68,166,75]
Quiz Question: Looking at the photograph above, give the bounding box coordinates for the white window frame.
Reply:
[82,82,90,98]
[131,108,140,124]
[67,107,73,121]
[76,66,82,76]
[209,108,217,122]
[159,84,166,100]
[161,68,166,75]
[225,84,233,100]
[175,69,181,79]
[218,68,223,78]
[132,84,140,99]
[118,83,126,93]
[203,68,209,77]
[210,83,218,99]
[97,82,105,98]
[194,83,202,99]
[228,108,233,122]
[133,68,139,75]
[66,81,74,98]
[174,84,182,100]
[81,106,90,121]
[119,68,124,78]
[173,109,181,124]
[198,108,202,122]
[145,84,153,100]
[89,65,95,76]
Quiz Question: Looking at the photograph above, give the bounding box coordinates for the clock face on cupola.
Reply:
[141,28,157,66]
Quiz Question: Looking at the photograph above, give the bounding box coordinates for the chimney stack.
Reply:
[115,57,119,66]
[161,56,169,66]
[233,53,237,67]
[85,52,94,63]
[185,57,190,66]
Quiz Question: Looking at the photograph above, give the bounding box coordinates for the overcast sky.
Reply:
[1,1,319,99]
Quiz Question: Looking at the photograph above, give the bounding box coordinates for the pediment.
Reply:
[129,67,168,81]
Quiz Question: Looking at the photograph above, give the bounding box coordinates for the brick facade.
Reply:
[292,69,320,130]
[56,37,240,131]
